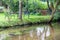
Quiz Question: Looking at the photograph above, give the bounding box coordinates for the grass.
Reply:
[0,13,51,27]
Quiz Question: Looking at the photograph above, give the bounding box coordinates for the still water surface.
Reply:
[0,22,60,40]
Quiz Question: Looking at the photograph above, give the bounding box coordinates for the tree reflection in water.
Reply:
[49,23,55,40]
[0,24,55,40]
[9,24,55,40]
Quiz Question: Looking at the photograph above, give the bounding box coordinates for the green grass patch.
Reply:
[0,13,51,27]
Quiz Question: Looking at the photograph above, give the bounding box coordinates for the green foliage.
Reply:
[2,0,19,13]
[54,12,60,20]
[2,0,48,14]
[10,1,19,13]
[36,13,42,16]
[22,0,48,14]
[29,12,42,16]
[0,13,50,27]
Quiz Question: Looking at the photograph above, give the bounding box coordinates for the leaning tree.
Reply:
[47,0,60,22]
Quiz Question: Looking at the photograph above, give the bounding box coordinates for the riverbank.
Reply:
[0,13,51,28]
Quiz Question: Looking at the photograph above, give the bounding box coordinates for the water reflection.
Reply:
[49,23,55,40]
[0,23,60,40]
[0,34,9,40]
[8,24,53,40]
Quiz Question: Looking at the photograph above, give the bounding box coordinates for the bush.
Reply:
[54,12,60,21]
[2,0,48,14]
[35,12,42,15]
[23,0,48,14]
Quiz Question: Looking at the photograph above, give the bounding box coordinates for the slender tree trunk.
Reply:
[47,0,49,9]
[7,5,10,22]
[49,9,56,22]
[26,0,29,18]
[19,0,22,20]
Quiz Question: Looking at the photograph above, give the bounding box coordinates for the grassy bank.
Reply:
[0,13,51,28]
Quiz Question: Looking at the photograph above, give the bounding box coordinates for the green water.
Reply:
[0,22,60,40]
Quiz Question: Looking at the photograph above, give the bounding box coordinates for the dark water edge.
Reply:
[0,20,60,31]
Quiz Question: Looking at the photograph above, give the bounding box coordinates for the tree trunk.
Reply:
[47,0,58,22]
[19,0,22,20]
[7,6,10,22]
[49,1,59,22]
[0,0,2,6]
[49,9,56,22]
[47,0,49,8]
